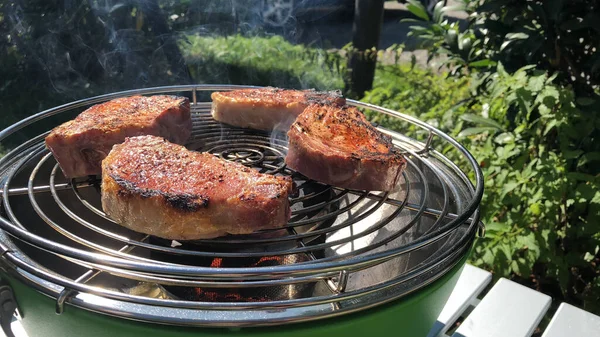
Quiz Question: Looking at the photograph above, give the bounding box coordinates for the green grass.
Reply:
[180,34,344,90]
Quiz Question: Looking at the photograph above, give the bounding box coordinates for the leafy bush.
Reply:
[400,0,600,314]
[362,63,473,133]
[181,34,344,90]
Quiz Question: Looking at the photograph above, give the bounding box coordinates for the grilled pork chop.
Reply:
[210,87,345,131]
[101,136,292,240]
[45,95,191,178]
[286,104,406,191]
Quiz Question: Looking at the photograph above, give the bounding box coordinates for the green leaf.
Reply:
[444,29,458,47]
[494,132,514,144]
[484,221,510,234]
[501,181,520,198]
[459,37,472,51]
[409,25,429,32]
[516,64,538,72]
[458,127,499,137]
[529,203,543,216]
[584,252,595,262]
[564,149,583,159]
[406,0,430,21]
[537,86,560,113]
[546,72,558,84]
[517,233,539,252]
[469,59,497,68]
[497,242,514,264]
[543,119,557,135]
[460,113,504,129]
[527,74,546,92]
[540,229,551,243]
[499,38,517,52]
[578,152,600,167]
[400,18,424,23]
[480,248,495,266]
[505,32,529,40]
[511,258,532,277]
[433,1,445,23]
[497,62,508,77]
[496,259,511,276]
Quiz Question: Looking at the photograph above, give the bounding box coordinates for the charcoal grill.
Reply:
[0,85,484,337]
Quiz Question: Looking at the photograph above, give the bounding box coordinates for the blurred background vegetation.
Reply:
[1,0,599,317]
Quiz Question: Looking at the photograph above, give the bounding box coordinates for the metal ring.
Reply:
[0,85,483,281]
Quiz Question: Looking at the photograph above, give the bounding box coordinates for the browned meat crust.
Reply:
[101,136,292,240]
[285,104,406,191]
[210,87,345,131]
[45,95,191,178]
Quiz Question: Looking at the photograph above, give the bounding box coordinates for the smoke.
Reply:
[1,0,353,131]
[269,112,299,152]
[3,1,192,96]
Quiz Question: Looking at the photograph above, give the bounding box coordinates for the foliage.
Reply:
[362,63,473,134]
[401,0,600,314]
[181,34,344,90]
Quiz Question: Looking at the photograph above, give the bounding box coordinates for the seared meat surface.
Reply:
[285,104,406,191]
[101,136,292,240]
[211,87,345,131]
[45,95,191,178]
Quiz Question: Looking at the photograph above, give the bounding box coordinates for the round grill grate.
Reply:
[0,85,484,325]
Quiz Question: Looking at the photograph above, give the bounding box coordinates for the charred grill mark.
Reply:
[110,174,210,212]
[165,194,209,212]
[111,175,150,197]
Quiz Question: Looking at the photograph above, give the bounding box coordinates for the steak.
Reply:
[210,87,345,131]
[101,136,293,240]
[45,95,191,178]
[285,104,406,191]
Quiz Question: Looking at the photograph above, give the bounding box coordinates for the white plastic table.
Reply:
[428,264,600,337]
[2,264,600,337]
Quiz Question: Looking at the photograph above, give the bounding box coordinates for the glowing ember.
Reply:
[191,256,291,302]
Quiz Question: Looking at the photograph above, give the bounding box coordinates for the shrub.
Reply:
[401,0,600,314]
[362,63,473,132]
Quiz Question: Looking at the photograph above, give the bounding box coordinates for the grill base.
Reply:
[2,252,468,335]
